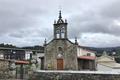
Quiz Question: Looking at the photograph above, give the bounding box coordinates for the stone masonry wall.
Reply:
[29,70,120,80]
[44,39,78,70]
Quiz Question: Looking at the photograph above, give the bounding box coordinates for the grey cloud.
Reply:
[0,0,120,47]
[0,0,46,35]
[101,0,120,19]
[68,14,110,38]
[79,33,120,47]
[8,27,52,39]
[9,33,23,38]
[68,0,120,39]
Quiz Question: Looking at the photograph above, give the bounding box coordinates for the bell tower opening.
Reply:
[53,11,68,39]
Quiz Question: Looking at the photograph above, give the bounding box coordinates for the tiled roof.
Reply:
[78,56,96,60]
[15,60,29,64]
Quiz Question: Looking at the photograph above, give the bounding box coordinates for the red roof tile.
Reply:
[15,60,29,64]
[78,56,96,60]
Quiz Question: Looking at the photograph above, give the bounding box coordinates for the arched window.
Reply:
[56,30,60,38]
[58,47,62,51]
[57,47,63,58]
[61,27,65,33]
[58,47,63,54]
[61,27,65,38]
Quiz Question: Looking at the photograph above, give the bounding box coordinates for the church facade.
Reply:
[44,11,96,70]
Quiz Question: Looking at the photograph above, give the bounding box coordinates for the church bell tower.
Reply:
[53,11,68,39]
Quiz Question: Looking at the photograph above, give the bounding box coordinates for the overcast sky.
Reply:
[0,0,120,47]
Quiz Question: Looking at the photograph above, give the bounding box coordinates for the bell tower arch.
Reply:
[53,11,68,39]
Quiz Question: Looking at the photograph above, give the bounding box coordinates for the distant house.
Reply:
[0,51,4,59]
[97,51,120,71]
[0,47,43,60]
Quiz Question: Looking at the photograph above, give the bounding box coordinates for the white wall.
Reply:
[97,64,120,71]
[77,48,95,57]
[25,50,32,60]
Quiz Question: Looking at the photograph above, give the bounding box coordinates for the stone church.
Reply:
[44,11,96,70]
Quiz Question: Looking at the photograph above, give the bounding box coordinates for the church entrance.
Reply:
[57,59,64,70]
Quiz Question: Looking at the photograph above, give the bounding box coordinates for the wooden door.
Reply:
[57,59,63,70]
